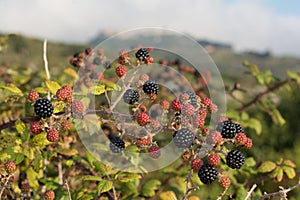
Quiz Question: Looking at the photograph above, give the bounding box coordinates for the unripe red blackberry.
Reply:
[202,128,209,136]
[191,158,203,171]
[142,80,159,95]
[180,93,190,104]
[145,56,154,64]
[136,113,150,126]
[47,129,59,142]
[160,100,170,110]
[139,104,147,112]
[21,182,30,193]
[171,98,182,111]
[192,113,205,128]
[61,120,72,131]
[181,104,195,116]
[218,175,231,188]
[207,131,222,146]
[4,161,16,174]
[28,90,39,102]
[209,103,218,113]
[148,145,161,159]
[198,164,218,184]
[217,116,228,123]
[123,89,139,105]
[44,190,55,200]
[135,48,150,61]
[149,93,157,101]
[109,135,125,153]
[150,120,161,131]
[115,65,127,77]
[173,128,195,149]
[34,98,54,118]
[243,138,253,149]
[226,150,245,169]
[208,153,221,166]
[201,97,212,107]
[235,132,247,146]
[198,109,207,119]
[85,48,92,55]
[139,74,149,82]
[136,137,151,147]
[72,100,84,113]
[30,121,42,135]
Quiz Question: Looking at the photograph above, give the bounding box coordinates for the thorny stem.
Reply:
[0,174,12,200]
[216,188,228,200]
[65,180,72,200]
[43,39,51,100]
[244,184,257,200]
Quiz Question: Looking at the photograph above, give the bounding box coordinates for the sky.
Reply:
[0,0,300,56]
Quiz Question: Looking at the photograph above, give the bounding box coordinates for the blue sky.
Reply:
[0,0,299,56]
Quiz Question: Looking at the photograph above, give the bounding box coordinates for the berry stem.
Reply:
[0,174,12,200]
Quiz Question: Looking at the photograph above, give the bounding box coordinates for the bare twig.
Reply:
[244,184,257,200]
[258,178,300,200]
[237,78,292,113]
[43,40,50,80]
[65,180,72,200]
[216,188,228,200]
[0,116,40,132]
[182,169,197,200]
[0,174,12,200]
[104,89,111,106]
[58,156,63,185]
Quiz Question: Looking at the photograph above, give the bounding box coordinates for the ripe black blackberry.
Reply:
[226,150,245,169]
[34,98,54,118]
[173,128,195,148]
[216,120,236,139]
[109,135,125,153]
[123,89,139,104]
[135,48,150,61]
[142,80,159,95]
[198,164,218,184]
[235,122,244,133]
[186,91,197,107]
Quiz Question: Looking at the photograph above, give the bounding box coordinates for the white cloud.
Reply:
[0,0,299,56]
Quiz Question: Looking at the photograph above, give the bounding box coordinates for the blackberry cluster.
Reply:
[216,120,237,139]
[198,164,219,184]
[123,89,139,104]
[173,128,195,148]
[135,48,150,61]
[226,150,245,169]
[186,91,197,107]
[142,80,159,95]
[109,135,125,153]
[34,98,54,118]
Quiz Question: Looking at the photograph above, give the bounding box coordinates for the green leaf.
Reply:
[86,151,96,168]
[244,157,256,168]
[159,191,177,200]
[286,70,300,84]
[89,85,105,95]
[282,166,296,179]
[236,186,247,200]
[276,168,283,182]
[31,132,51,147]
[45,80,61,94]
[82,175,103,182]
[102,80,121,91]
[53,101,65,113]
[247,118,262,134]
[15,153,25,164]
[257,161,276,173]
[270,109,286,126]
[57,148,78,156]
[115,173,141,183]
[93,161,111,176]
[141,179,161,197]
[34,87,49,94]
[2,84,23,96]
[64,67,78,79]
[283,160,296,168]
[243,61,260,75]
[97,180,113,195]
[15,120,26,134]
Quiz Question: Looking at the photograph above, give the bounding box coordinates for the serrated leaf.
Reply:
[34,87,49,94]
[282,166,296,179]
[97,180,113,195]
[2,84,23,96]
[45,80,61,94]
[15,120,26,134]
[82,175,103,182]
[245,157,256,167]
[141,179,161,197]
[159,191,177,200]
[286,70,300,84]
[247,118,262,134]
[258,161,276,173]
[89,85,105,95]
[57,148,78,156]
[283,160,296,168]
[53,101,65,113]
[64,67,78,79]
[31,132,51,146]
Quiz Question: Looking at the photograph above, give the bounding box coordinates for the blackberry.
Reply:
[235,123,244,133]
[142,80,159,95]
[89,71,99,79]
[216,120,236,139]
[173,128,195,148]
[34,98,54,118]
[186,91,197,107]
[198,164,218,184]
[135,48,150,61]
[123,89,139,104]
[93,57,101,65]
[109,135,125,153]
[226,150,245,169]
